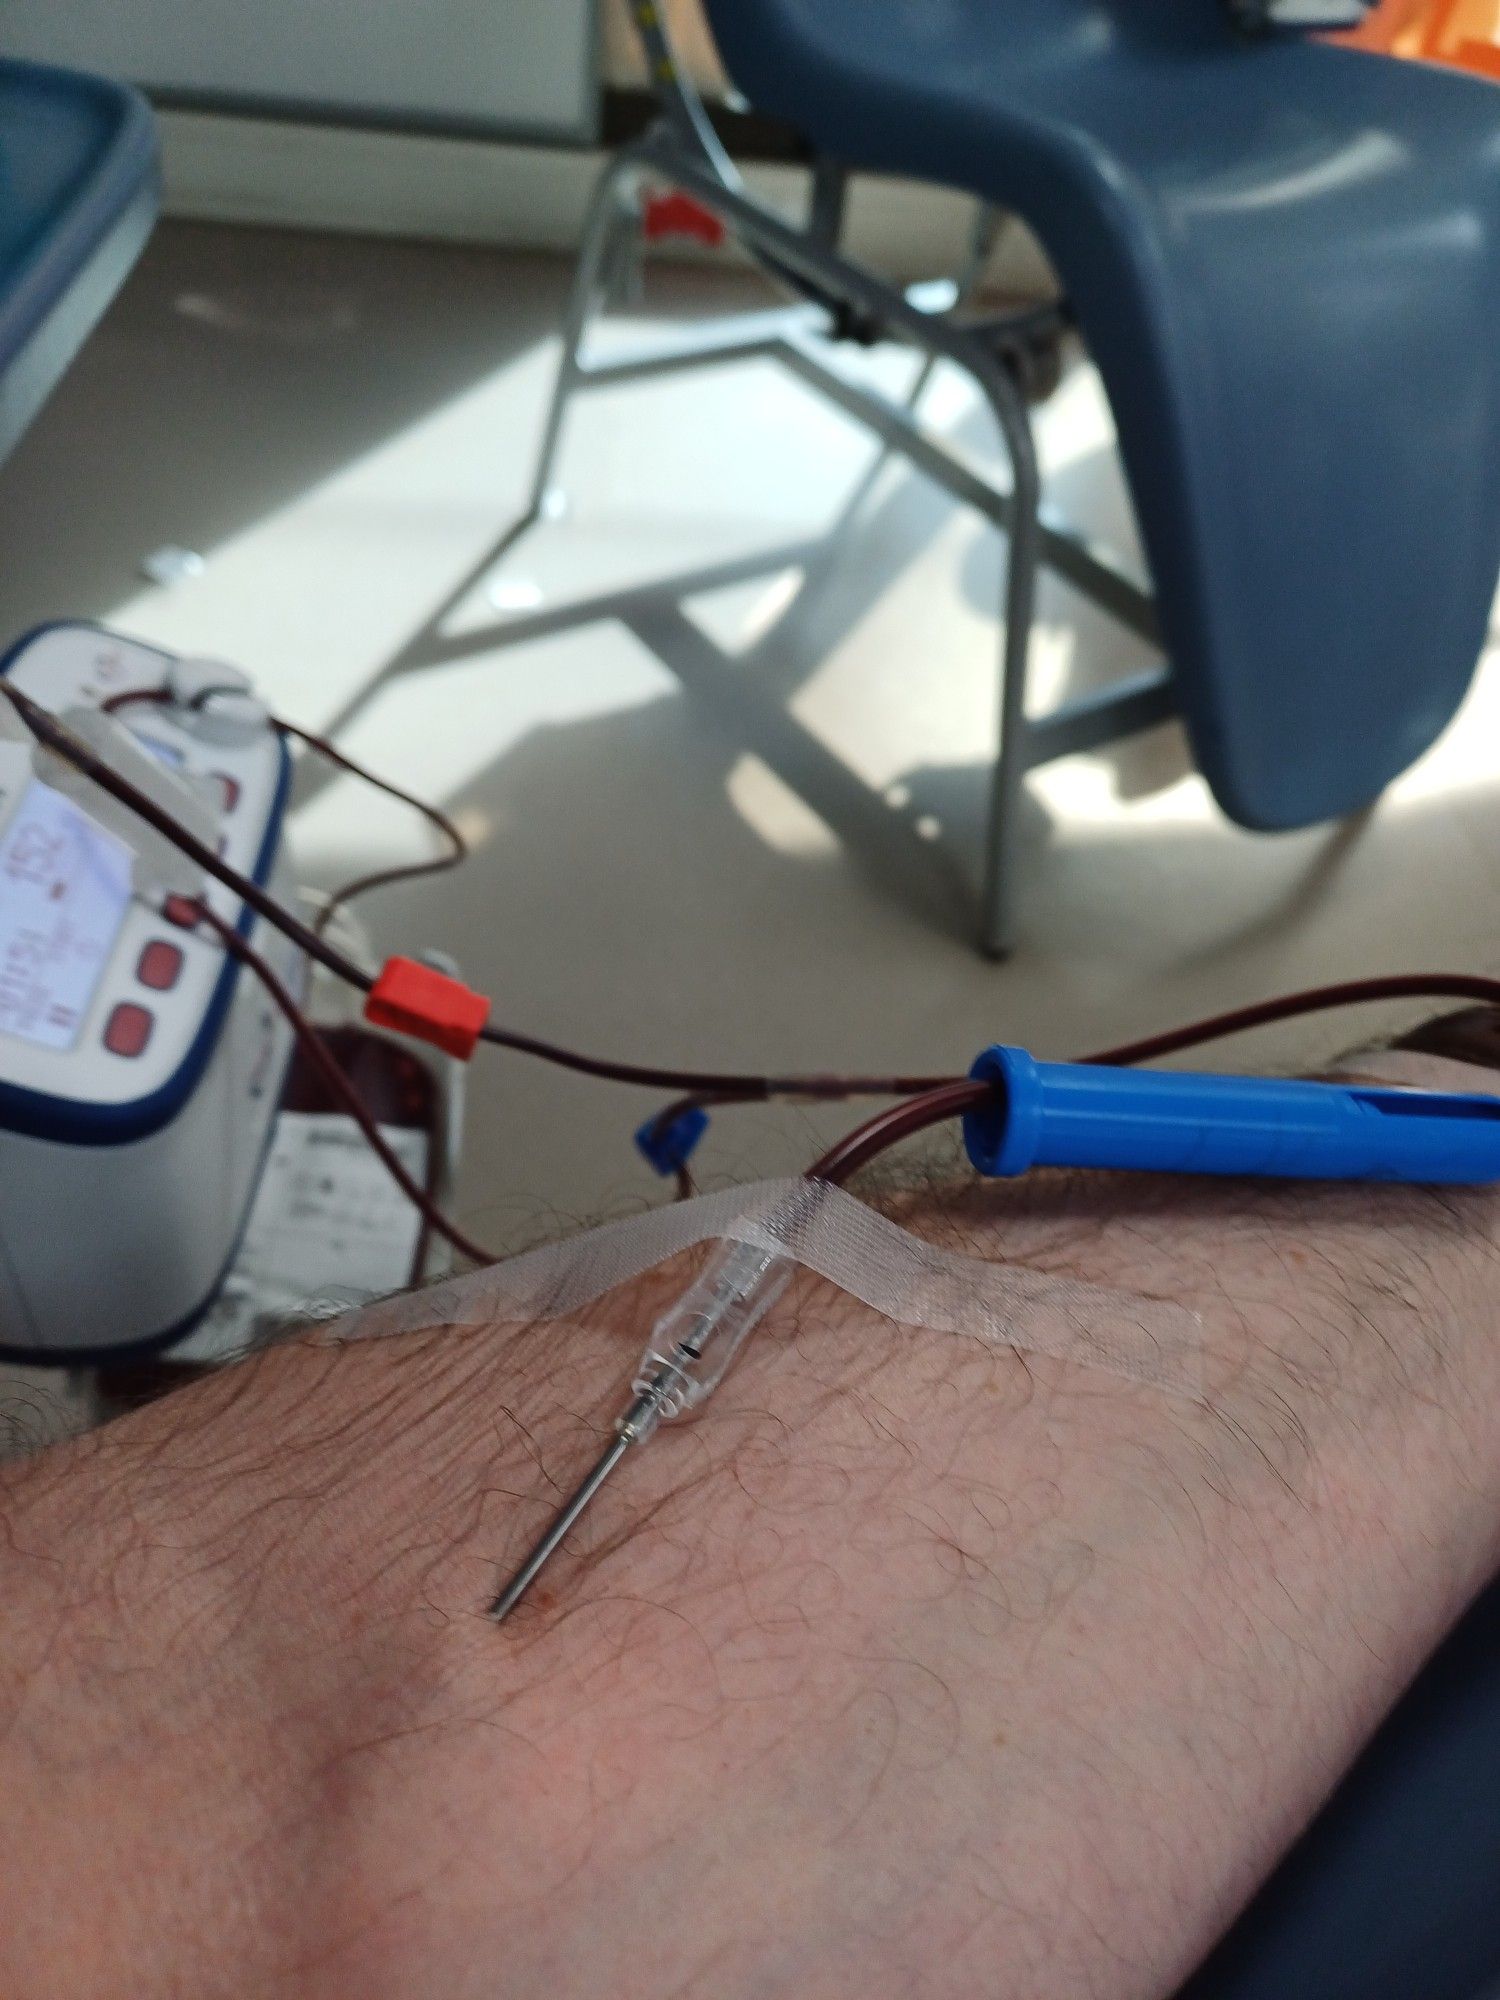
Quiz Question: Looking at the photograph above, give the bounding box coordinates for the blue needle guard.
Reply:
[963,1047,1500,1185]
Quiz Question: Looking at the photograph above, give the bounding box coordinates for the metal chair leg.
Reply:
[519,135,1066,956]
[973,363,1043,959]
[523,157,642,524]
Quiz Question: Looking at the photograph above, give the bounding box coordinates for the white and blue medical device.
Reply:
[0,623,302,1360]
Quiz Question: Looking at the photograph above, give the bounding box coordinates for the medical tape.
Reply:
[328,1177,1202,1395]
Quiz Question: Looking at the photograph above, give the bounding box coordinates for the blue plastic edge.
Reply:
[963,1044,1039,1178]
[0,60,158,370]
[636,1104,710,1175]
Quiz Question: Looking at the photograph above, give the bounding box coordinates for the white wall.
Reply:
[0,0,597,140]
[155,108,1060,296]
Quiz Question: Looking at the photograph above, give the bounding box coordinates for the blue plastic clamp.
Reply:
[962,1046,1500,1185]
[635,1105,710,1177]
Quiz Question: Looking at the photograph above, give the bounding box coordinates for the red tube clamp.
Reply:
[365,957,491,1061]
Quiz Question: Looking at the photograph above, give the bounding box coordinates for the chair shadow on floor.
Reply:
[300,353,1393,956]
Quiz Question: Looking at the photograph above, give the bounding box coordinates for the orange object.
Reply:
[1337,0,1437,50]
[1334,0,1500,73]
[1452,33,1500,68]
[642,190,727,247]
[365,957,491,1061]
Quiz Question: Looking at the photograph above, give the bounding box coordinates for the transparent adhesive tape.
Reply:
[331,1177,1202,1396]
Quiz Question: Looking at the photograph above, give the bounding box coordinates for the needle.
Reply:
[487,1388,660,1624]
[487,1242,791,1625]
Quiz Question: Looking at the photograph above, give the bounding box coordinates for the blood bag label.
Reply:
[0,778,133,1050]
[183,1112,430,1358]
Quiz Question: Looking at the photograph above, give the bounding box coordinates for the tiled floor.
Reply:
[2,218,1499,1290]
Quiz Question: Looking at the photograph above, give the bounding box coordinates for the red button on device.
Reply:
[163,895,201,930]
[137,941,184,991]
[210,772,241,814]
[104,1003,154,1058]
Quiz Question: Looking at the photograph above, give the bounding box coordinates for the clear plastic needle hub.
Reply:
[488,1239,791,1622]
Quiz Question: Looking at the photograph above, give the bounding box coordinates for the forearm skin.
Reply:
[2,1054,1498,2000]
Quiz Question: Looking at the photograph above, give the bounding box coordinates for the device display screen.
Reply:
[134,734,187,769]
[0,779,134,1052]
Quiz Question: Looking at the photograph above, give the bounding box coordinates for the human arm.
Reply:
[2,1046,1499,2000]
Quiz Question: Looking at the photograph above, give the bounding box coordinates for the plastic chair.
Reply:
[0,57,157,469]
[525,1,1500,952]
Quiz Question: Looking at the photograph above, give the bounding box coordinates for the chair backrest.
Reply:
[704,0,1241,94]
[694,0,1500,836]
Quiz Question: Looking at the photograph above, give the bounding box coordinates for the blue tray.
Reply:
[0,58,157,467]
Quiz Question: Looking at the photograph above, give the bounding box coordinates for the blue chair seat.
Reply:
[0,58,157,468]
[704,0,1500,829]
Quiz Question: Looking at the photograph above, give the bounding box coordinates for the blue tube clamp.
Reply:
[963,1046,1500,1185]
[635,1105,710,1177]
